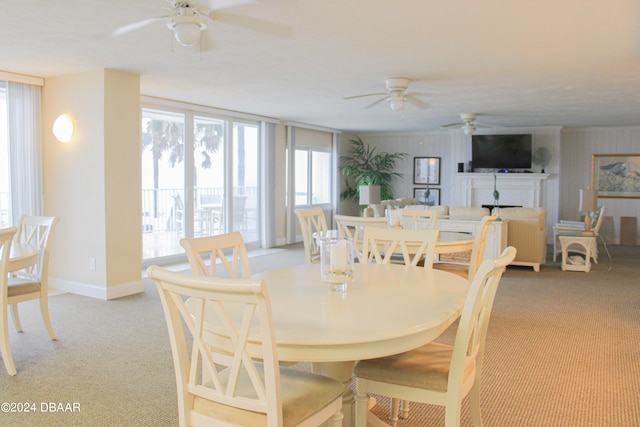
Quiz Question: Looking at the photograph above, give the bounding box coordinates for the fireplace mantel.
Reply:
[456,173,550,208]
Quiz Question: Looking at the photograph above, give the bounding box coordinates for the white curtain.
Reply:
[7,81,42,222]
[260,122,277,247]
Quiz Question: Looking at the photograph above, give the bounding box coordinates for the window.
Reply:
[294,147,332,206]
[142,106,263,261]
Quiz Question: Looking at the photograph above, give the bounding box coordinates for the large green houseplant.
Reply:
[339,137,407,203]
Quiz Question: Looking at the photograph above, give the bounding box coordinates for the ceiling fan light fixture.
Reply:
[174,22,201,45]
[388,97,405,112]
[169,15,207,46]
[463,124,476,135]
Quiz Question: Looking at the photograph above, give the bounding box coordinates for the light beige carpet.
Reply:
[1,244,639,426]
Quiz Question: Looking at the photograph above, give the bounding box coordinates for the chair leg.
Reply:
[469,380,484,427]
[9,304,23,333]
[354,390,370,427]
[389,398,400,427]
[40,296,57,340]
[400,399,410,419]
[1,309,17,375]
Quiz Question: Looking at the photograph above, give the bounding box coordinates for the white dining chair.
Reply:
[435,215,498,281]
[354,246,517,427]
[0,226,18,375]
[334,215,388,263]
[360,225,440,419]
[361,227,439,268]
[147,266,345,427]
[294,208,329,264]
[7,215,58,342]
[180,231,251,278]
[401,207,439,230]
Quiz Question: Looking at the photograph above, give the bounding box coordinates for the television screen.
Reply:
[471,134,532,170]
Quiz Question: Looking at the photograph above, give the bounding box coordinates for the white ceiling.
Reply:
[2,0,640,133]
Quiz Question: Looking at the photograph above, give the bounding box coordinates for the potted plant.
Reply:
[339,137,407,203]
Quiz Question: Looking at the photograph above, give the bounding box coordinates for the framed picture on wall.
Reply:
[413,157,441,185]
[591,154,640,199]
[414,188,440,206]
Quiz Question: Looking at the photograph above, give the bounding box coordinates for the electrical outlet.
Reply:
[89,257,96,270]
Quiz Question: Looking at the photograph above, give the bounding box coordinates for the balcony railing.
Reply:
[142,187,256,232]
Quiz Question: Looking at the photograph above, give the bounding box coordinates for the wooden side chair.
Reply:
[334,215,388,263]
[361,227,439,268]
[434,215,498,281]
[294,208,328,264]
[401,208,439,230]
[354,247,517,427]
[147,266,345,427]
[0,227,18,375]
[180,231,251,278]
[8,215,58,341]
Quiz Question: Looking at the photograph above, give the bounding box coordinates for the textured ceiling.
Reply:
[2,0,640,133]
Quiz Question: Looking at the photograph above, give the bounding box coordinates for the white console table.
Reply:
[436,217,508,260]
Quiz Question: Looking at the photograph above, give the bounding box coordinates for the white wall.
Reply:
[560,127,640,244]
[43,69,143,299]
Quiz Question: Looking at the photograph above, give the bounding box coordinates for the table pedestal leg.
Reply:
[312,361,356,427]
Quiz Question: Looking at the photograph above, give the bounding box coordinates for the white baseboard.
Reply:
[49,278,144,300]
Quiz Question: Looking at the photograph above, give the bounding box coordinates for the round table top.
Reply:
[247,263,469,362]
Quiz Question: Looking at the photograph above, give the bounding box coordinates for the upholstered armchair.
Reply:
[495,207,547,272]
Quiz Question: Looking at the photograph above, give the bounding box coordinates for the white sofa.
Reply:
[494,207,547,272]
[448,207,491,220]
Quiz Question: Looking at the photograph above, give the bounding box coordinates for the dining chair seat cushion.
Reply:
[193,365,344,426]
[7,278,41,298]
[354,342,475,393]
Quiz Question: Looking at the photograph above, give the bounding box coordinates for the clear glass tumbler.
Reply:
[319,237,354,292]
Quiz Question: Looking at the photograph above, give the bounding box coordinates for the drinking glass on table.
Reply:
[319,237,354,292]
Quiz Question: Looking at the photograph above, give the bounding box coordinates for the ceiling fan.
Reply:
[109,0,293,48]
[344,78,428,112]
[441,113,493,135]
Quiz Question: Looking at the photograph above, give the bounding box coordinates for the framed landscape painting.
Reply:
[591,154,640,199]
[414,188,440,206]
[413,157,440,185]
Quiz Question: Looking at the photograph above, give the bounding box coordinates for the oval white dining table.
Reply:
[193,262,470,426]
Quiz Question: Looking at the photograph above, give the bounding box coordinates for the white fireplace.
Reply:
[455,173,550,208]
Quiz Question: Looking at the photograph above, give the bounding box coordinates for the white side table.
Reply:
[559,235,596,272]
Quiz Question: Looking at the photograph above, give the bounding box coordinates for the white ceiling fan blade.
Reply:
[406,94,429,109]
[196,0,256,11]
[344,92,387,100]
[210,11,294,37]
[365,96,389,109]
[441,122,465,128]
[109,16,169,38]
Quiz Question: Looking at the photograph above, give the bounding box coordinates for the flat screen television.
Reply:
[471,134,532,171]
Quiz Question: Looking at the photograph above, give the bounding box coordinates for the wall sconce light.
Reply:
[53,114,75,143]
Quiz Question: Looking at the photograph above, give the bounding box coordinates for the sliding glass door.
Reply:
[141,109,186,259]
[193,116,225,239]
[233,122,260,247]
[142,107,262,261]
